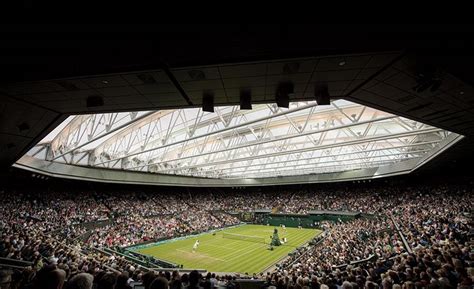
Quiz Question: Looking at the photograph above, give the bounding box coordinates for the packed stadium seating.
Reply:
[0,182,472,289]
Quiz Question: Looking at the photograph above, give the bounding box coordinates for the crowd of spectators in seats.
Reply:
[0,182,472,289]
[85,215,190,248]
[99,192,183,217]
[278,218,405,272]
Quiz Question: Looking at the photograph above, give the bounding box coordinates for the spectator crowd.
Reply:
[0,182,472,289]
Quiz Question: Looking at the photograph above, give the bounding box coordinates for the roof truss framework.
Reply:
[27,100,456,179]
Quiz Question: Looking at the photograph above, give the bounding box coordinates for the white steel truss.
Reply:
[26,100,454,179]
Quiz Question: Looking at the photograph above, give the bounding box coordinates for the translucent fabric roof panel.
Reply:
[26,100,455,179]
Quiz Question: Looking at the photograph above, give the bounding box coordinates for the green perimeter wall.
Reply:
[262,212,359,228]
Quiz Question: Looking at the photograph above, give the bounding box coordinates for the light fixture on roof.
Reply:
[314,82,330,105]
[188,70,206,81]
[338,58,346,66]
[275,81,294,108]
[282,62,300,74]
[430,79,442,92]
[56,81,80,91]
[86,95,104,108]
[202,90,214,113]
[18,122,30,132]
[137,74,157,84]
[239,88,252,110]
[412,63,443,93]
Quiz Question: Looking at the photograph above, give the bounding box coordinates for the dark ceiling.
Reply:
[0,24,473,178]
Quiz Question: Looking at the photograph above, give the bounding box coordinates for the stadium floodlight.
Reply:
[275,82,294,108]
[314,82,330,105]
[18,122,30,132]
[86,95,104,108]
[240,88,252,110]
[202,90,214,112]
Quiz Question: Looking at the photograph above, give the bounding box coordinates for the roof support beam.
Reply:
[127,115,399,170]
[93,102,321,166]
[191,145,436,175]
[139,127,442,172]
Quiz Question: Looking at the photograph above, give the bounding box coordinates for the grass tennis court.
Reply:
[131,224,321,274]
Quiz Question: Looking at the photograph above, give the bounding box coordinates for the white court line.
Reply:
[218,240,269,261]
[225,243,267,262]
[175,249,226,262]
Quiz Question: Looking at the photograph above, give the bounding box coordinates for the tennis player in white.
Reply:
[192,240,200,252]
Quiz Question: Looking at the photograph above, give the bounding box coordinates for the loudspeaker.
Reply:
[17,122,30,132]
[137,73,157,84]
[202,91,214,112]
[314,83,330,105]
[86,95,104,107]
[276,82,294,108]
[240,88,252,110]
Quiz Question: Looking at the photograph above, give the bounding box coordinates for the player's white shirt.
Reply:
[193,240,200,249]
